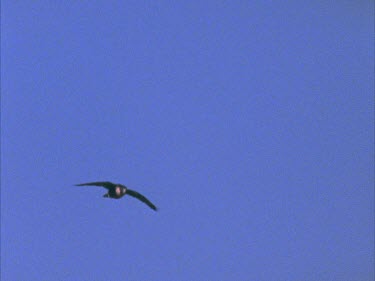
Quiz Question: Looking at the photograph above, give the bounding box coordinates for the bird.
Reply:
[75,181,157,211]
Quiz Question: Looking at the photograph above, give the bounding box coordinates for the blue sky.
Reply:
[1,2,374,280]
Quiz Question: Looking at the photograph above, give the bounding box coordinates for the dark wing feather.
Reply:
[75,181,115,189]
[126,189,157,211]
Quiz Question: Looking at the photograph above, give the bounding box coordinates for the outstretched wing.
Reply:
[126,189,157,211]
[75,181,115,189]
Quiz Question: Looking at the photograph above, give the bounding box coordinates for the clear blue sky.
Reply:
[2,2,374,280]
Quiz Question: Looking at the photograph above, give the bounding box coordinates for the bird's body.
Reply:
[75,181,157,211]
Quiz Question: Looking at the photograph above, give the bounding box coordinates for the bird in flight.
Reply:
[75,181,157,211]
